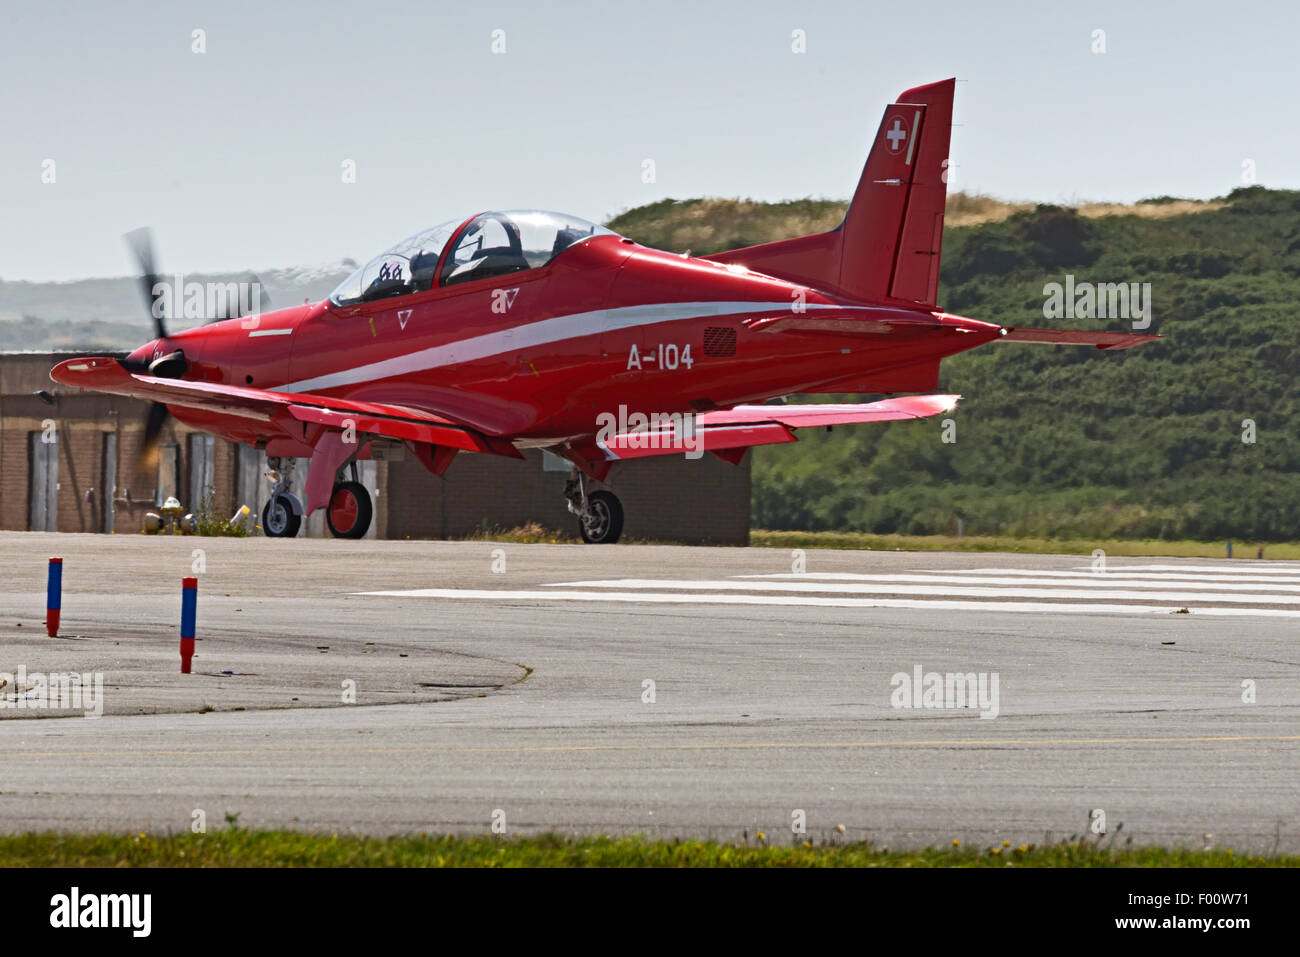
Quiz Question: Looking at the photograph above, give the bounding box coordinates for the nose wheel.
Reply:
[326,480,373,539]
[261,457,303,538]
[565,471,623,544]
[262,492,303,538]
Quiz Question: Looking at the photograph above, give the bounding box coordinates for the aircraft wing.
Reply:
[50,356,526,514]
[49,356,518,455]
[574,393,959,467]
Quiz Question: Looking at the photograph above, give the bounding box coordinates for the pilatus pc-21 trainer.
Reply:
[52,79,1155,542]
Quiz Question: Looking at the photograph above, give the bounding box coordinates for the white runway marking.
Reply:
[552,578,1300,605]
[354,587,1300,617]
[1074,563,1300,574]
[737,573,1300,593]
[951,564,1300,579]
[358,560,1300,617]
[812,567,1300,584]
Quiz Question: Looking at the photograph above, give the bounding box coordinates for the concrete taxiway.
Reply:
[0,531,1296,851]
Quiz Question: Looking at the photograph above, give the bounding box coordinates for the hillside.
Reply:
[611,188,1300,542]
[0,262,355,350]
[604,192,1227,255]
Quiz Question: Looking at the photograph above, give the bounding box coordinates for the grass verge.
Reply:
[0,831,1292,867]
[748,530,1300,560]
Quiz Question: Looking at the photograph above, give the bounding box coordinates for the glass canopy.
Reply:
[330,211,615,305]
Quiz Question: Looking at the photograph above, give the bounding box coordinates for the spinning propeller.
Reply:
[121,227,269,470]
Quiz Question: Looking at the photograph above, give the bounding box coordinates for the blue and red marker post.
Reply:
[180,577,197,674]
[46,557,63,637]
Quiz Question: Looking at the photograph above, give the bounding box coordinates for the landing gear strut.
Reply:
[261,457,303,538]
[326,462,373,539]
[565,470,623,544]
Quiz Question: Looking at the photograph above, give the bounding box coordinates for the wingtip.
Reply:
[49,356,127,388]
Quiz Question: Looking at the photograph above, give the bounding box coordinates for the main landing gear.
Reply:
[261,457,373,539]
[326,469,373,539]
[565,470,623,544]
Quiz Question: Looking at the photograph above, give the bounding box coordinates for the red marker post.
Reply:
[180,577,197,674]
[46,557,63,637]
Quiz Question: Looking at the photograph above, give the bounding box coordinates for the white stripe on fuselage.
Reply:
[278,300,871,393]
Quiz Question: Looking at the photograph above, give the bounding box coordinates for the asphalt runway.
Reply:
[0,531,1297,852]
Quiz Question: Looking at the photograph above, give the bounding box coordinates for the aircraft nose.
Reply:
[124,341,157,369]
[184,312,296,388]
[124,331,194,378]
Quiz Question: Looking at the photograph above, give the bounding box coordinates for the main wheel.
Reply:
[326,481,373,539]
[262,492,302,538]
[579,490,623,544]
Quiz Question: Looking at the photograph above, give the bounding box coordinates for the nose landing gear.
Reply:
[565,470,623,544]
[261,458,303,538]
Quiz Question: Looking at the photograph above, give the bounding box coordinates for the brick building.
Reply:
[1,352,750,543]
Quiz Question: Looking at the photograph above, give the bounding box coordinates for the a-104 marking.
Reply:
[626,342,695,371]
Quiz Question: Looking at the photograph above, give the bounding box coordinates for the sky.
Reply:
[1,0,1295,282]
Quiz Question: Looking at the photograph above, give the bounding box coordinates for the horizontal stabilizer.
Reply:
[1000,328,1160,350]
[696,394,960,428]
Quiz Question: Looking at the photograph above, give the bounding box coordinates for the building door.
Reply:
[156,443,180,505]
[102,433,117,533]
[28,430,59,531]
[236,444,268,524]
[188,434,215,514]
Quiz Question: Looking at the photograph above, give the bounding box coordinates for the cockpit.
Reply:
[329,210,616,306]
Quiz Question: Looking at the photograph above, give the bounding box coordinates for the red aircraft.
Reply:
[51,78,1155,543]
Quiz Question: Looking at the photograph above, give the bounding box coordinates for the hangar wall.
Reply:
[0,353,751,544]
[381,448,751,544]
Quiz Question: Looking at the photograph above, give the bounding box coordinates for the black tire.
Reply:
[579,490,623,544]
[326,481,373,539]
[262,493,302,538]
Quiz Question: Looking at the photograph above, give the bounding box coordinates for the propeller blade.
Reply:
[140,401,169,472]
[124,227,167,341]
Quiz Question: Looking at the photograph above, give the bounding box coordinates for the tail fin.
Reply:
[705,78,954,307]
[842,78,954,305]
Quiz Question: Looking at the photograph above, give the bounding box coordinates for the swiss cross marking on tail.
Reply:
[885,116,908,153]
